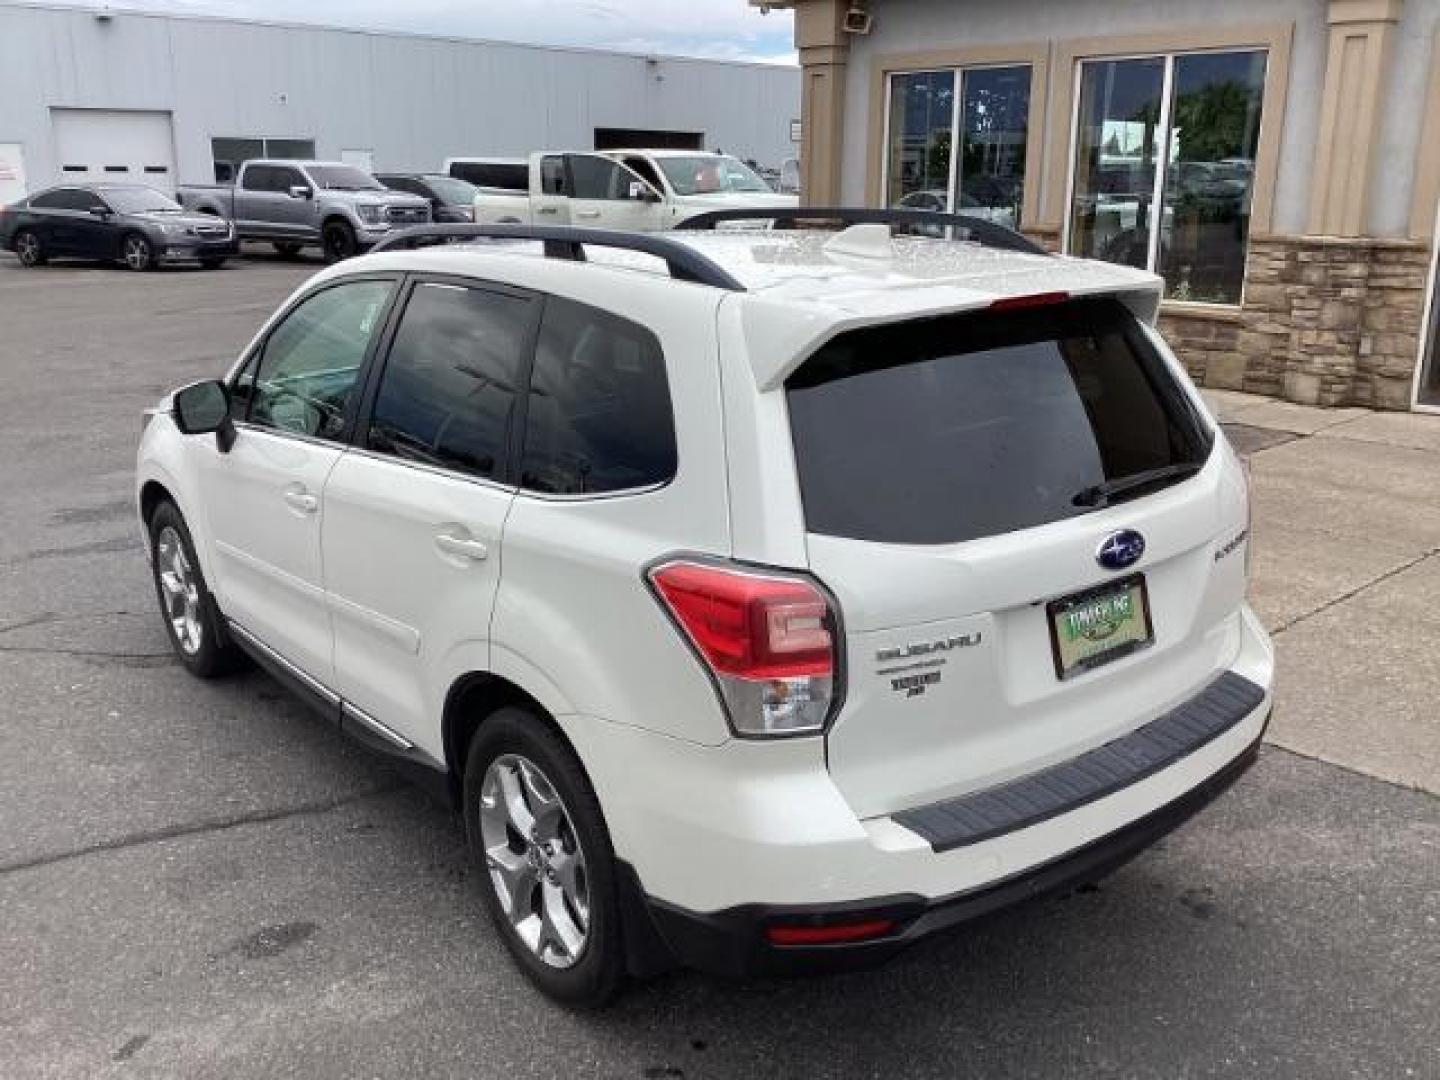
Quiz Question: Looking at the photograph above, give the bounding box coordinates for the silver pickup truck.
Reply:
[177,159,430,261]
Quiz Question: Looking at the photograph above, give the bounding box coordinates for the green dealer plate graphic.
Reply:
[1047,574,1154,679]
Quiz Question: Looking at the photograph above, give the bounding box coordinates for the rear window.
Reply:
[785,298,1213,545]
[449,161,528,191]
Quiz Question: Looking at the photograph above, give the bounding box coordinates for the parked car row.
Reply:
[1,148,799,270]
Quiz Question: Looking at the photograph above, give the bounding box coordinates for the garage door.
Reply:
[51,109,176,190]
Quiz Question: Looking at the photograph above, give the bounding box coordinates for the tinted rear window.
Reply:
[450,161,528,190]
[786,298,1213,545]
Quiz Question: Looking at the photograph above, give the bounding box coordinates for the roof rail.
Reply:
[368,223,747,291]
[675,207,1049,256]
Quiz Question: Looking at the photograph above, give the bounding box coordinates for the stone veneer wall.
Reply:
[1161,235,1432,409]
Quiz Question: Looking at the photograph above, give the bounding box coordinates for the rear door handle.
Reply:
[283,487,319,514]
[435,533,489,562]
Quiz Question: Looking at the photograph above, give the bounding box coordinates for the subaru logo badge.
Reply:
[1097,529,1145,571]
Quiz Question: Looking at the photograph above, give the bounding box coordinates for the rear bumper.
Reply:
[621,716,1267,978]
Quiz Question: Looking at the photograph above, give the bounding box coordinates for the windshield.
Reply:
[103,187,183,213]
[786,298,1213,545]
[421,175,479,205]
[306,165,384,191]
[656,155,772,196]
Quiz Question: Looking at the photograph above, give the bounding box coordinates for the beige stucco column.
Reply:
[1308,0,1404,236]
[793,0,849,206]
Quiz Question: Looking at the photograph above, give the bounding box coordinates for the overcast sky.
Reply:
[40,0,799,63]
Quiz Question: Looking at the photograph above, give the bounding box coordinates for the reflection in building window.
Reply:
[1069,50,1266,305]
[885,66,1031,229]
[885,71,954,209]
[958,66,1029,230]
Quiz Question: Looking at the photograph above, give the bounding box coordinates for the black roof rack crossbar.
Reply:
[368,223,747,291]
[674,206,1050,256]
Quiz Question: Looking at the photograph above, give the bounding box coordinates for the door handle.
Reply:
[283,488,319,514]
[537,206,559,215]
[435,533,489,562]
[575,209,600,219]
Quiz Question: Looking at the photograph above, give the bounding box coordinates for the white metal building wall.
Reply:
[0,2,801,192]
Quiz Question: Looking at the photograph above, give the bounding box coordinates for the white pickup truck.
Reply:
[470,150,798,230]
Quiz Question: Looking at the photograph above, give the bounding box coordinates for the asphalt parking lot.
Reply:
[1,249,1437,1080]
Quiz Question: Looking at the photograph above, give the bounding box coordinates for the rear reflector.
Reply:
[989,291,1070,311]
[766,919,896,946]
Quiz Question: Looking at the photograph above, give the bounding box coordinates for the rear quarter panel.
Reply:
[489,265,733,746]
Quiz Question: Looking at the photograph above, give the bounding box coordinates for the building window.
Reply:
[885,65,1030,228]
[1068,50,1267,305]
[211,137,317,183]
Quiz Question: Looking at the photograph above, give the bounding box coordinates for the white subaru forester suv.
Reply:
[136,209,1273,1005]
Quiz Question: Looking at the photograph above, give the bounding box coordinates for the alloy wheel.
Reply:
[479,754,590,969]
[123,235,151,271]
[155,526,203,655]
[16,232,40,266]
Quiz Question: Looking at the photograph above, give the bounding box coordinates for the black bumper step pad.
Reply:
[892,671,1266,853]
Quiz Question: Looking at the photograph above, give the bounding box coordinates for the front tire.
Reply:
[322,220,357,263]
[464,708,624,1007]
[14,230,45,267]
[121,233,154,272]
[148,501,244,678]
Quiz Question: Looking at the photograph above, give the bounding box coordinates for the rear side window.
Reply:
[450,161,528,190]
[786,298,1213,545]
[520,296,675,495]
[366,282,533,481]
[539,156,568,196]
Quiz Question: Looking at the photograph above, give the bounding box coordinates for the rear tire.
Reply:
[147,501,245,678]
[272,241,303,258]
[322,220,357,263]
[463,708,624,1008]
[14,230,45,267]
[121,232,154,272]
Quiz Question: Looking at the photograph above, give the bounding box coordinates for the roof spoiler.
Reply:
[739,278,1165,392]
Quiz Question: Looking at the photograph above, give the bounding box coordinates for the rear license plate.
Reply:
[1047,574,1154,680]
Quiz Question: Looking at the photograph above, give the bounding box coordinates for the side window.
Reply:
[520,296,676,494]
[568,155,633,200]
[248,280,393,439]
[539,156,568,196]
[29,190,71,210]
[240,165,271,192]
[366,282,532,480]
[273,167,304,192]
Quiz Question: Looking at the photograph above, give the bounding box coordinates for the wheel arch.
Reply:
[139,478,173,529]
[441,671,558,803]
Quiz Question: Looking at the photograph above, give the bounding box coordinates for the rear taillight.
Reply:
[648,558,840,738]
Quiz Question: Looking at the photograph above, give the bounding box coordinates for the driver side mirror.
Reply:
[289,185,313,200]
[173,379,237,453]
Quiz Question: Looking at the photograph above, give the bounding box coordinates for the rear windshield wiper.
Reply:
[1071,462,1203,508]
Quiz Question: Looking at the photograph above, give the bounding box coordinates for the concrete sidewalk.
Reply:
[1205,390,1440,796]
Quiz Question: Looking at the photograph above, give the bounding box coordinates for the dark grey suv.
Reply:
[0,183,237,271]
